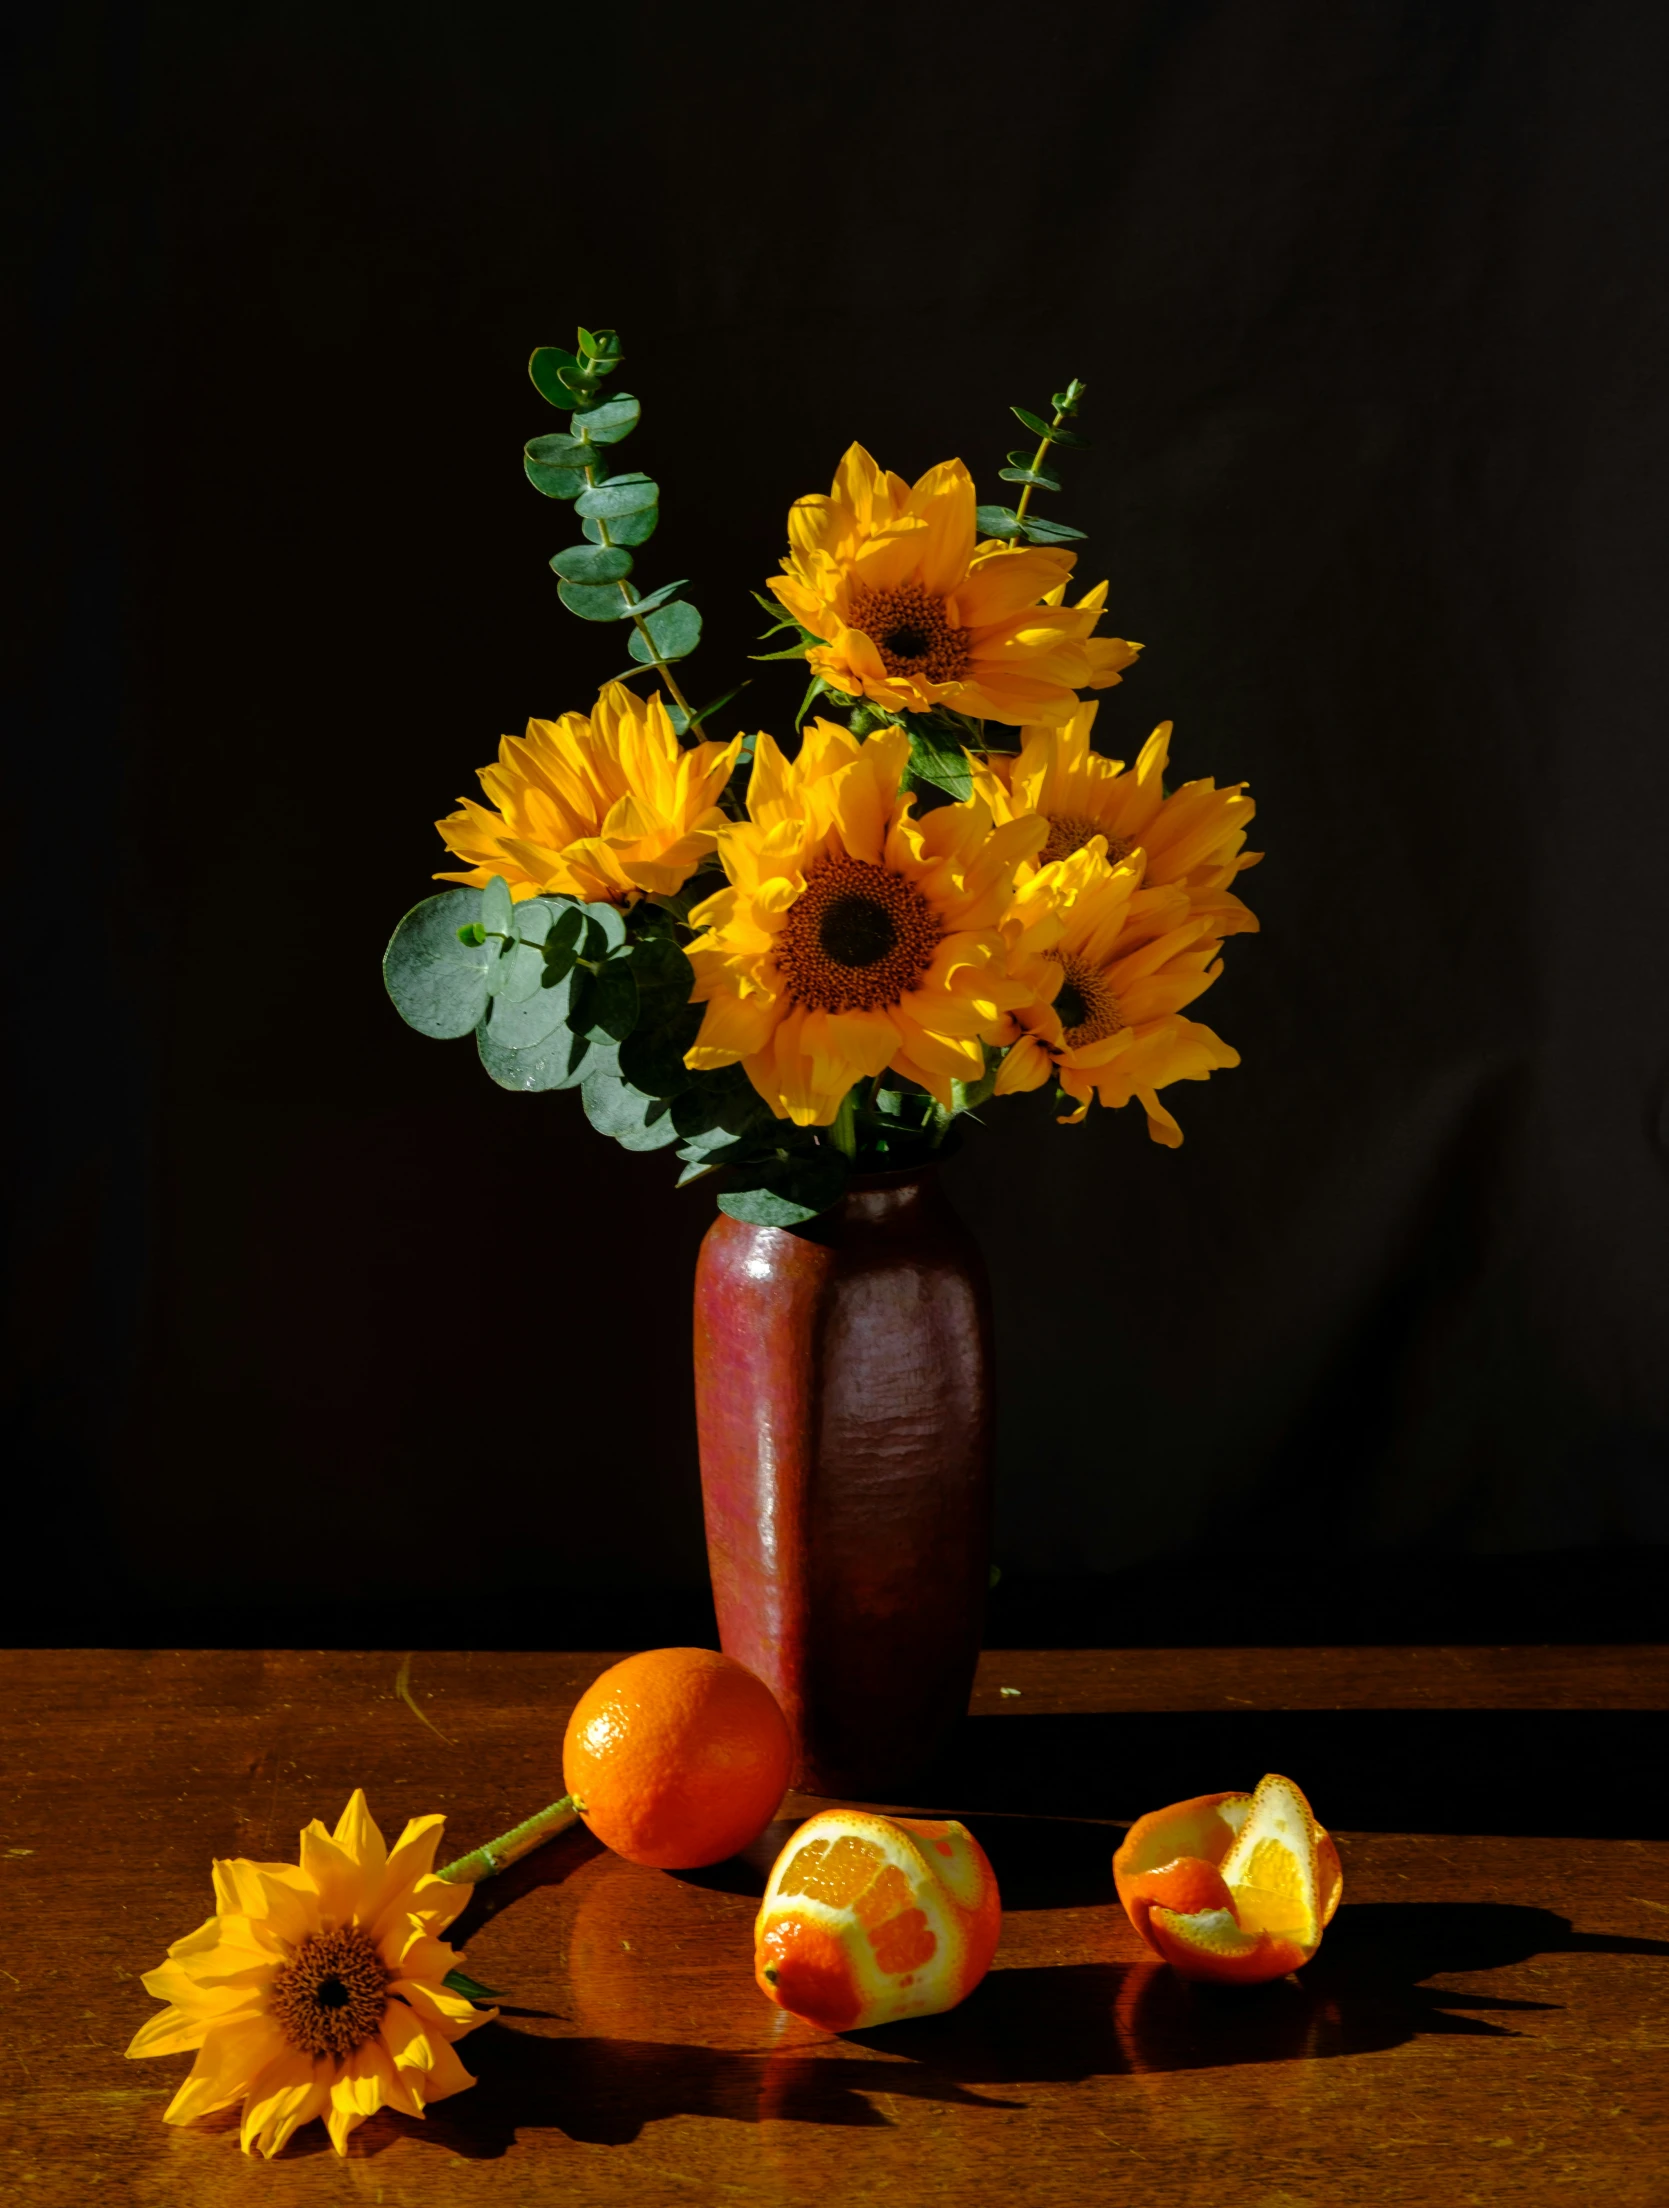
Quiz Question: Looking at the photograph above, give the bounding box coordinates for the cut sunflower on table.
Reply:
[682,720,1044,1125]
[126,1791,494,2159]
[434,679,741,905]
[767,444,1131,727]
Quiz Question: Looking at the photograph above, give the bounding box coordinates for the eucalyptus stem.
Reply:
[580,462,708,739]
[436,1793,584,1886]
[830,1088,859,1160]
[1011,405,1068,535]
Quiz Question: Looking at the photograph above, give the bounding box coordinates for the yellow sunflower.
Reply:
[767,444,1118,727]
[684,721,1045,1124]
[994,843,1240,1145]
[974,702,1261,936]
[1042,576,1143,689]
[127,1790,493,2159]
[435,681,741,905]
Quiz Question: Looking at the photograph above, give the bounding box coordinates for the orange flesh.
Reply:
[776,1837,939,1976]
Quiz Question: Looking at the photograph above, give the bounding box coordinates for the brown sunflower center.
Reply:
[846,581,971,685]
[1041,811,1136,869]
[776,852,943,1014]
[268,1927,391,2060]
[1048,949,1125,1050]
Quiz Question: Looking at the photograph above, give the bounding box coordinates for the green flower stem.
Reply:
[579,462,708,739]
[436,1794,585,1885]
[1011,406,1068,534]
[830,1089,859,1160]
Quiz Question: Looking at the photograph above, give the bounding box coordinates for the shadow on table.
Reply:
[448,1820,604,1940]
[908,1707,1669,1839]
[349,1901,1667,2157]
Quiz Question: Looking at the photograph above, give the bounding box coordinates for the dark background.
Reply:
[10,0,1668,1646]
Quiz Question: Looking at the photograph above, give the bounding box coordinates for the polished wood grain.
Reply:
[2,1647,1665,2205]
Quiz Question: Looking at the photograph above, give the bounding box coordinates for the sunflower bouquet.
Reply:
[384,326,1260,1224]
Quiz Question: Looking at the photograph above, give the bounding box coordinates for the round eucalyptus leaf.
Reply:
[718,1153,849,1227]
[383,889,491,1039]
[627,601,701,665]
[571,394,639,445]
[559,579,631,623]
[480,964,575,1051]
[585,957,639,1042]
[581,900,628,953]
[580,1068,683,1152]
[477,1012,593,1093]
[551,544,633,584]
[583,507,658,547]
[529,346,581,407]
[575,474,658,521]
[525,455,586,499]
[526,433,598,470]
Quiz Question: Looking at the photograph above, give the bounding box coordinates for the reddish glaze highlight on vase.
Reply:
[693,1168,992,1796]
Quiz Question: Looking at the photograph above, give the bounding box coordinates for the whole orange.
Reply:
[561,1646,793,1870]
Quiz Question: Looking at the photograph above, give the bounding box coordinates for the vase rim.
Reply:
[847,1162,938,1192]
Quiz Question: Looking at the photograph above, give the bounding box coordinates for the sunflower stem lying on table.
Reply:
[437,1794,585,1885]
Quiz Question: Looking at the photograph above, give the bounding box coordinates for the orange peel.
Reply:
[1112,1772,1343,1985]
[755,1809,1001,2031]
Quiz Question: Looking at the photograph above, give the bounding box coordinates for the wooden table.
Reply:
[3,1647,1666,2205]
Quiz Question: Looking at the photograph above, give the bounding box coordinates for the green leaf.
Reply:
[559,578,631,622]
[668,680,751,737]
[1011,406,1056,440]
[976,504,1024,541]
[525,455,587,500]
[442,1968,504,2001]
[541,901,586,980]
[627,602,701,665]
[527,432,600,471]
[581,900,628,954]
[486,897,555,1003]
[749,639,815,663]
[622,578,689,620]
[1052,379,1087,415]
[718,1152,849,1227]
[576,474,658,520]
[616,936,702,1095]
[1020,513,1087,544]
[551,544,633,584]
[998,466,1063,491]
[529,346,581,407]
[383,889,492,1039]
[573,394,639,445]
[583,506,657,547]
[456,921,486,947]
[478,876,513,937]
[580,1068,682,1151]
[1044,423,1091,450]
[671,1071,765,1142]
[585,955,639,1042]
[900,712,973,803]
[480,960,575,1049]
[795,671,829,729]
[479,1018,609,1093]
[576,327,602,358]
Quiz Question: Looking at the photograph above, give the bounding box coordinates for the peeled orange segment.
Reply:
[755,1810,1001,2032]
[1113,1773,1342,1987]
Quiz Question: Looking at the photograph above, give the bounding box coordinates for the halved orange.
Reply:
[1113,1772,1343,1985]
[754,1809,1001,2031]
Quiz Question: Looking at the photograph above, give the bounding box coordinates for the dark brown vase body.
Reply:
[693,1169,993,1797]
